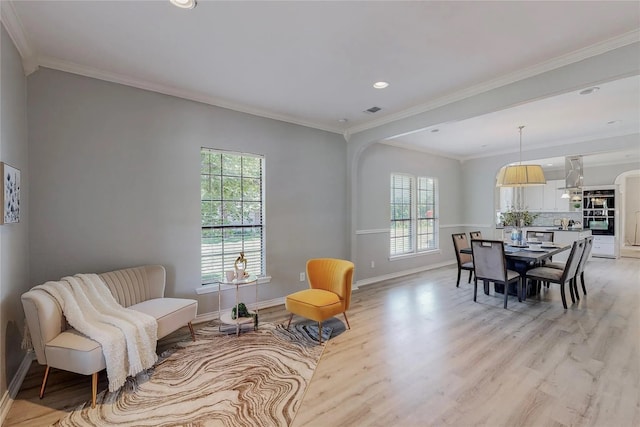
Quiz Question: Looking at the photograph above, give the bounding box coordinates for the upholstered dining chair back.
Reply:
[452,233,472,264]
[576,236,593,276]
[470,240,508,283]
[469,231,483,240]
[526,231,554,242]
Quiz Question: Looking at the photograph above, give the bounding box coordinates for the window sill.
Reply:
[389,249,441,262]
[195,276,272,295]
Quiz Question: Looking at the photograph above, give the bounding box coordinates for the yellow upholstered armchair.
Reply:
[285,258,354,344]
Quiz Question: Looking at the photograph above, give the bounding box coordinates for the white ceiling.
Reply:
[3,0,640,162]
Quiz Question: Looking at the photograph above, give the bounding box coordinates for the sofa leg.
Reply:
[343,312,351,329]
[91,372,98,408]
[286,313,293,329]
[39,365,51,399]
[188,322,196,341]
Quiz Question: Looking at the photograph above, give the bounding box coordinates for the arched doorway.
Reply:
[615,169,640,258]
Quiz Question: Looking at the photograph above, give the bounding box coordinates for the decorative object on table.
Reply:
[1,162,20,224]
[496,126,546,187]
[234,252,248,279]
[53,323,332,426]
[231,302,258,327]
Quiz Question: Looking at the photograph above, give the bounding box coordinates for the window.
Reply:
[390,174,438,256]
[201,148,265,284]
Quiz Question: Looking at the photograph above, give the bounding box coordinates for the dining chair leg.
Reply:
[473,277,478,302]
[517,278,522,303]
[573,277,580,301]
[503,282,509,309]
[456,269,461,287]
[581,272,587,295]
[560,283,568,309]
[569,279,576,304]
[467,270,472,284]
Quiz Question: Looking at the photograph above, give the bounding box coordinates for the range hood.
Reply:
[559,155,583,190]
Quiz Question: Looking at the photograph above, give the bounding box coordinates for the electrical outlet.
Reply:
[371,261,375,268]
[299,272,305,282]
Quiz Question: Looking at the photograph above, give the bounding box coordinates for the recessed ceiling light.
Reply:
[170,0,197,9]
[373,81,389,89]
[579,87,600,95]
[546,163,554,166]
[338,118,348,123]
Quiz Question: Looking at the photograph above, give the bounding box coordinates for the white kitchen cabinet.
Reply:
[500,187,514,212]
[524,185,544,212]
[592,235,616,258]
[524,228,592,262]
[523,180,571,212]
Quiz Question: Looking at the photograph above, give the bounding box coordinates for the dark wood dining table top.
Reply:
[460,242,570,263]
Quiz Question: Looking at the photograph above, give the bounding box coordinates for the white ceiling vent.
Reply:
[364,106,382,114]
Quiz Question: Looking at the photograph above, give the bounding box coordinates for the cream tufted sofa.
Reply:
[21,265,198,408]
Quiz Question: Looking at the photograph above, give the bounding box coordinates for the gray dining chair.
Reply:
[469,230,482,240]
[546,236,593,298]
[452,233,474,287]
[470,239,522,309]
[525,239,585,309]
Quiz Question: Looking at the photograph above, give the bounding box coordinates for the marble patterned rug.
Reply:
[54,322,334,426]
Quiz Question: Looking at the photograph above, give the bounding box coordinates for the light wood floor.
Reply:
[6,257,639,426]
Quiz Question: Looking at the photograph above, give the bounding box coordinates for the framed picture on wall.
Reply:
[1,162,20,224]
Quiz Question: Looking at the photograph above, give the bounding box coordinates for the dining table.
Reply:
[461,241,571,298]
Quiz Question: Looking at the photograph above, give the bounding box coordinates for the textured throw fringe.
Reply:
[21,320,33,351]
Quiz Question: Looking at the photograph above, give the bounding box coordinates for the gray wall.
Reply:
[27,68,348,314]
[355,143,462,281]
[1,24,30,398]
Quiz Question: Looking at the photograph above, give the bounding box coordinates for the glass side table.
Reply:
[218,274,258,336]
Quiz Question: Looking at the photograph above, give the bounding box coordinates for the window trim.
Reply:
[390,173,439,258]
[200,148,266,285]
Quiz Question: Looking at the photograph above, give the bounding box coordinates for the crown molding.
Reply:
[346,29,640,137]
[37,55,343,134]
[0,0,38,75]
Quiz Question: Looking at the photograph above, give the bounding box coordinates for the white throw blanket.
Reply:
[33,274,158,392]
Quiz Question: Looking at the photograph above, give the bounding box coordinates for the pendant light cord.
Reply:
[518,125,525,165]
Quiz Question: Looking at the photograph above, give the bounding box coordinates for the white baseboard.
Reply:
[354,260,456,289]
[0,350,35,426]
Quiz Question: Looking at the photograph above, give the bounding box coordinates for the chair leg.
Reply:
[503,282,509,309]
[581,272,587,295]
[456,269,461,287]
[39,365,51,399]
[343,312,351,329]
[318,321,323,345]
[467,270,472,284]
[560,283,568,309]
[91,372,98,408]
[286,313,293,329]
[569,279,576,303]
[573,276,580,301]
[188,321,196,341]
[517,279,522,303]
[473,277,477,302]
